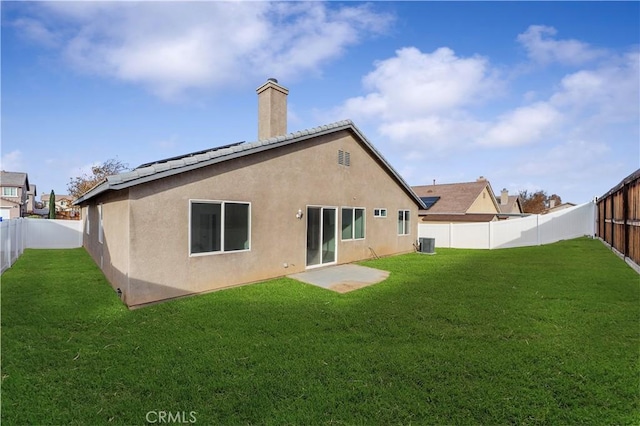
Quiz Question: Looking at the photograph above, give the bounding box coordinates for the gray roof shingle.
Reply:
[412,181,496,214]
[74,120,425,208]
[1,171,28,187]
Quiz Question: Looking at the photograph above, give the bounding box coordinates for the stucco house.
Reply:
[0,171,30,219]
[412,177,504,223]
[26,184,38,214]
[496,188,524,215]
[74,79,424,307]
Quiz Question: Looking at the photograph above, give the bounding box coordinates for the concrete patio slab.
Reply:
[288,264,390,293]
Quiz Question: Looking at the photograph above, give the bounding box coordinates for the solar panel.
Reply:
[136,141,245,169]
[420,196,440,210]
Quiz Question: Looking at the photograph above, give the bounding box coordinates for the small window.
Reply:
[398,210,410,235]
[341,207,365,240]
[2,187,17,197]
[374,208,387,218]
[86,206,91,235]
[190,200,250,255]
[98,204,103,244]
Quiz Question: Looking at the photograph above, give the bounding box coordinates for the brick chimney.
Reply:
[501,188,509,205]
[256,78,288,140]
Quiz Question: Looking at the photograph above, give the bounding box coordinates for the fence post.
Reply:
[488,220,493,249]
[536,214,540,246]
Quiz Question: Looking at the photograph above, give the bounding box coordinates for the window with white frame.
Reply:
[398,210,410,235]
[86,206,91,235]
[98,204,104,244]
[190,200,250,255]
[2,187,17,197]
[341,207,365,240]
[374,208,387,218]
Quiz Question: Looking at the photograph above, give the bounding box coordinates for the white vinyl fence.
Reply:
[418,202,596,249]
[0,218,83,273]
[1,219,25,273]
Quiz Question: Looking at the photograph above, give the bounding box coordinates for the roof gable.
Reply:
[74,120,425,208]
[1,171,28,188]
[413,181,498,214]
[497,195,523,214]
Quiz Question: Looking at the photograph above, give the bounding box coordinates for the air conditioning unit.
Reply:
[419,237,436,255]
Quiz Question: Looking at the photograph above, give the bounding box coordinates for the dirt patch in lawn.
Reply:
[329,281,379,293]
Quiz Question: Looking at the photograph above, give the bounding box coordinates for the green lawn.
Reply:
[1,238,638,425]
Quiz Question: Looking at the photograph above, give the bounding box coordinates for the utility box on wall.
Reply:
[419,237,435,254]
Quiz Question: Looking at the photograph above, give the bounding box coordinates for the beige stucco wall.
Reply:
[0,202,21,219]
[84,130,417,306]
[82,191,130,299]
[506,202,523,214]
[467,187,499,214]
[0,186,27,218]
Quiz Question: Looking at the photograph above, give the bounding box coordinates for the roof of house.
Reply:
[420,213,499,222]
[542,202,577,214]
[412,180,499,214]
[1,171,29,188]
[41,194,74,202]
[496,195,522,214]
[74,119,425,208]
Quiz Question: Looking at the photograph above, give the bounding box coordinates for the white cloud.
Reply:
[550,51,640,123]
[477,102,562,147]
[12,17,60,47]
[333,46,501,153]
[326,25,636,203]
[20,2,393,100]
[378,115,487,153]
[0,150,24,172]
[517,25,606,65]
[340,47,499,121]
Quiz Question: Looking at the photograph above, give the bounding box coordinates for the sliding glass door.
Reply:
[306,206,336,267]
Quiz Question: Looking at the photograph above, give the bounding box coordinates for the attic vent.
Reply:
[338,150,351,166]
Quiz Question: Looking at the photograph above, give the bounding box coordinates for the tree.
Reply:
[68,158,128,200]
[519,190,563,214]
[48,190,56,219]
[519,190,547,214]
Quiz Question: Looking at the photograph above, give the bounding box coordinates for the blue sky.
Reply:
[2,1,638,204]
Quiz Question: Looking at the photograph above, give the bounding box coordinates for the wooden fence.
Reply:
[596,168,640,271]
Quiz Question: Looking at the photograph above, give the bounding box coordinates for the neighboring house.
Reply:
[495,188,524,216]
[74,79,424,307]
[0,171,30,219]
[41,194,81,219]
[26,184,37,214]
[412,177,503,223]
[542,200,576,214]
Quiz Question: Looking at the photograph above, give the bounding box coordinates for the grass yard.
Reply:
[1,238,638,425]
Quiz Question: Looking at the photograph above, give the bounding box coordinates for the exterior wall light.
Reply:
[296,209,303,219]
